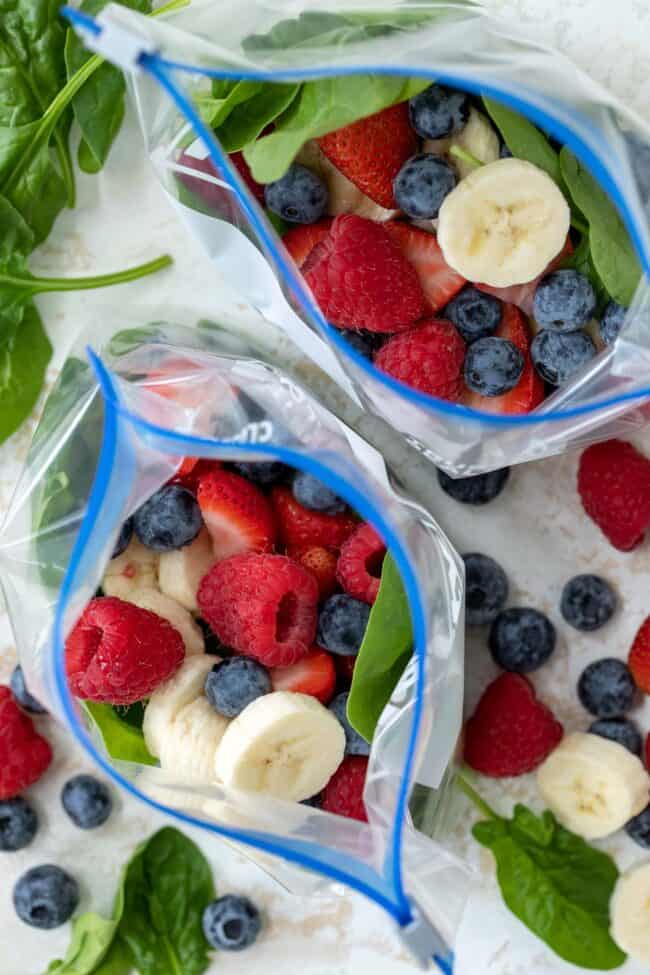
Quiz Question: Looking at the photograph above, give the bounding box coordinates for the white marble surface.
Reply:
[2,1,650,972]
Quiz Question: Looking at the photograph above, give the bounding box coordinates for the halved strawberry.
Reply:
[171,458,222,493]
[270,648,337,704]
[384,222,466,313]
[271,485,357,549]
[476,236,574,315]
[283,219,333,268]
[288,544,338,600]
[197,469,276,559]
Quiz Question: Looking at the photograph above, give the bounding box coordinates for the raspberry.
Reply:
[0,687,52,800]
[374,319,466,400]
[578,440,650,551]
[336,523,386,604]
[198,553,318,667]
[271,486,357,549]
[629,617,650,693]
[288,545,338,600]
[321,756,368,821]
[65,597,185,705]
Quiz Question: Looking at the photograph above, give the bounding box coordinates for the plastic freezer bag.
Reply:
[0,312,467,967]
[65,0,650,475]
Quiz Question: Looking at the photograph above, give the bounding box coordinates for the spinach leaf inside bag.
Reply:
[83,702,157,767]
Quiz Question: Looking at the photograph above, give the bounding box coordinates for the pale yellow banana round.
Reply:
[143,655,216,757]
[159,697,228,781]
[128,587,204,655]
[157,528,216,612]
[610,862,650,962]
[102,537,158,599]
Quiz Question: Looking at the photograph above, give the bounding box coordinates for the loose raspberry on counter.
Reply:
[271,485,357,549]
[336,523,386,604]
[321,755,369,821]
[578,440,650,551]
[288,545,339,600]
[0,687,52,800]
[374,319,466,401]
[629,617,650,694]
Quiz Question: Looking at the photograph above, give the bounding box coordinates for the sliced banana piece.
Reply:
[143,655,216,757]
[296,140,398,221]
[451,109,500,179]
[610,861,650,962]
[103,538,158,599]
[159,697,228,781]
[214,691,345,802]
[437,157,570,288]
[536,732,649,839]
[128,587,204,655]
[157,527,215,612]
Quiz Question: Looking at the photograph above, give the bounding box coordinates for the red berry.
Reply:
[271,486,357,549]
[464,673,563,777]
[383,222,465,313]
[176,152,233,214]
[318,102,417,209]
[629,617,650,693]
[270,648,336,704]
[374,319,466,401]
[476,236,574,315]
[230,150,266,203]
[335,654,357,686]
[283,219,333,268]
[198,553,318,667]
[197,468,277,559]
[288,545,338,600]
[321,756,368,821]
[303,215,427,333]
[336,523,386,604]
[0,686,52,800]
[578,440,650,551]
[65,597,185,705]
[171,458,222,493]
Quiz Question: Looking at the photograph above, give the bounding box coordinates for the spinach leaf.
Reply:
[45,913,118,974]
[196,79,263,129]
[482,97,561,184]
[0,302,52,444]
[91,940,132,975]
[83,702,158,766]
[347,553,413,742]
[214,83,301,154]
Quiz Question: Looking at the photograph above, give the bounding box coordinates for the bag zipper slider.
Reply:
[62,4,158,73]
[396,898,453,970]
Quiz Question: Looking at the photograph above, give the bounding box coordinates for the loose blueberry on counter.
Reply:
[589,717,642,755]
[625,805,650,849]
[112,517,133,558]
[393,153,457,219]
[10,665,46,715]
[317,595,370,656]
[329,691,370,756]
[489,608,556,673]
[0,797,38,852]
[205,657,271,718]
[265,163,328,224]
[530,329,596,386]
[292,472,346,514]
[13,865,79,929]
[202,894,262,951]
[408,84,470,139]
[134,484,203,552]
[578,658,636,718]
[532,270,597,331]
[599,300,626,346]
[231,461,288,486]
[444,287,502,343]
[437,467,510,505]
[61,775,113,829]
[464,553,509,627]
[463,337,524,396]
[560,574,616,632]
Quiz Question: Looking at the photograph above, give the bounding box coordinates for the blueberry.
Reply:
[444,287,502,343]
[599,301,627,346]
[134,484,203,552]
[589,718,642,755]
[112,517,133,558]
[463,337,524,396]
[625,804,650,849]
[204,657,270,718]
[0,797,38,851]
[408,84,470,139]
[61,775,112,829]
[393,153,457,219]
[489,608,556,673]
[560,575,616,632]
[578,658,636,718]
[437,467,510,505]
[317,595,370,656]
[337,328,385,359]
[265,163,328,224]
[13,865,79,929]
[292,472,345,514]
[531,329,596,386]
[231,462,288,486]
[328,692,370,756]
[10,665,46,715]
[532,270,597,331]
[202,894,262,951]
[463,553,508,627]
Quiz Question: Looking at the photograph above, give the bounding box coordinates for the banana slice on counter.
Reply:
[143,655,216,758]
[102,538,158,599]
[157,527,216,613]
[610,861,650,962]
[128,587,204,655]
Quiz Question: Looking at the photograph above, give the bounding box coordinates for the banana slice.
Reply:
[214,691,345,802]
[296,140,398,221]
[157,528,216,613]
[437,158,570,288]
[103,538,158,599]
[143,655,216,757]
[536,732,649,839]
[159,697,228,781]
[425,110,499,180]
[610,861,650,962]
[128,587,204,655]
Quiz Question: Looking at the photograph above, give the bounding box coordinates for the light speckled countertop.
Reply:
[2,1,650,972]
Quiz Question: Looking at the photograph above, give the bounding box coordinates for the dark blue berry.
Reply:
[533,270,597,331]
[10,665,46,715]
[625,804,650,848]
[437,467,510,505]
[578,658,636,718]
[61,775,112,829]
[337,328,385,359]
[599,301,626,346]
[202,895,262,951]
[328,692,370,756]
[589,718,642,755]
[531,329,596,386]
[0,797,38,851]
[444,287,502,343]
[560,575,616,632]
[463,553,508,626]
[489,608,556,673]
[231,462,288,486]
[134,484,203,552]
[265,163,328,224]
[13,865,79,929]
[499,142,512,158]
[408,84,470,139]
[292,472,345,514]
[393,153,456,219]
[204,657,270,718]
[463,337,524,396]
[112,517,133,558]
[317,595,370,656]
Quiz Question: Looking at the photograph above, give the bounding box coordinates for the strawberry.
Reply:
[197,469,277,559]
[230,150,266,204]
[629,617,650,693]
[578,440,650,551]
[271,485,357,549]
[476,236,574,315]
[283,219,333,268]
[270,648,337,704]
[383,222,466,313]
[336,523,386,604]
[171,458,222,493]
[318,102,417,209]
[464,673,563,777]
[288,545,339,600]
[374,318,466,401]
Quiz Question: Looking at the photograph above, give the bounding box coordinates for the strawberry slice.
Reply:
[171,458,222,493]
[476,236,574,315]
[384,222,466,313]
[270,648,337,704]
[197,469,276,559]
[271,485,357,549]
[463,304,544,415]
[283,219,333,268]
[288,544,339,600]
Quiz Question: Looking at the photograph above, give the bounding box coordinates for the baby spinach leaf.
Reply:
[91,940,132,975]
[0,119,67,244]
[347,553,413,742]
[482,97,561,184]
[83,702,158,766]
[196,79,263,129]
[45,913,119,974]
[213,83,301,154]
[0,304,52,444]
